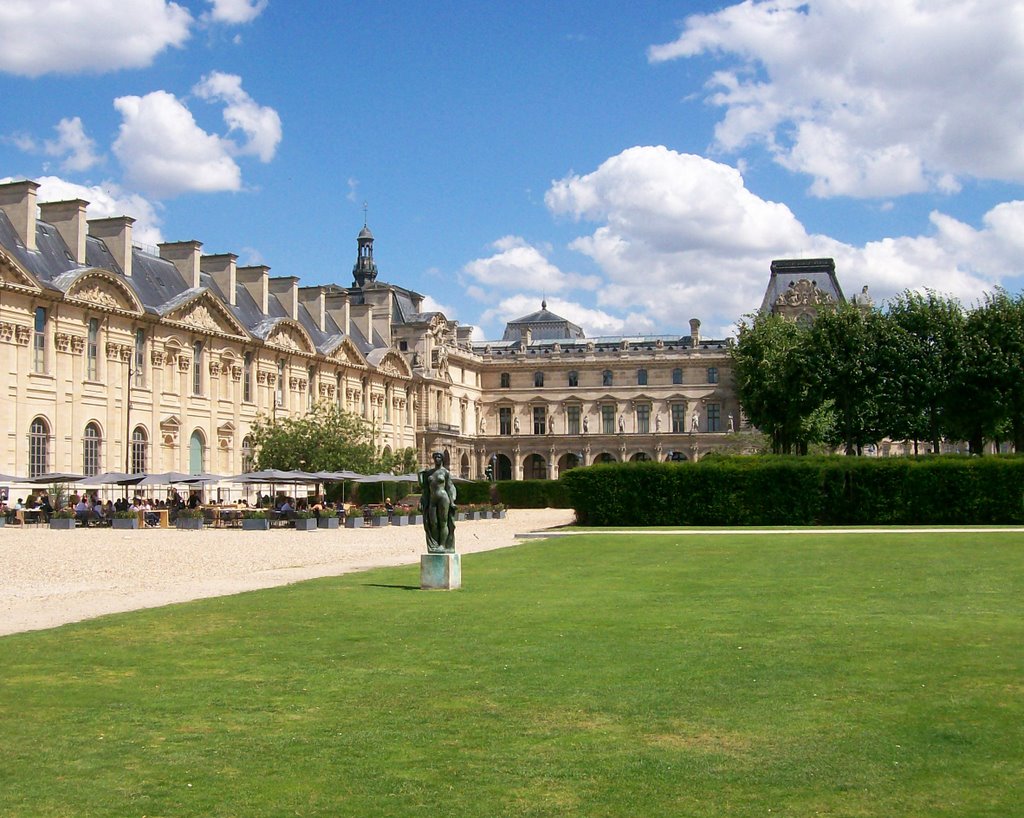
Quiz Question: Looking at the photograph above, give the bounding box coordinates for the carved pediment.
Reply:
[0,249,42,291]
[329,337,368,368]
[166,294,248,339]
[376,350,412,379]
[775,279,836,308]
[266,321,314,355]
[65,272,143,314]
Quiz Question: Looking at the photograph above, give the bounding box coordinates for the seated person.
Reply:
[186,492,201,510]
[74,497,92,524]
[279,497,294,514]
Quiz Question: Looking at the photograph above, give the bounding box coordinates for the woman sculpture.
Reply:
[420,451,456,552]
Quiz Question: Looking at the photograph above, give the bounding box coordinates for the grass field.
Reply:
[1,531,1022,817]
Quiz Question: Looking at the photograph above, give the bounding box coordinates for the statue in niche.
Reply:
[582,416,589,434]
[513,416,520,435]
[690,409,700,433]
[420,451,456,553]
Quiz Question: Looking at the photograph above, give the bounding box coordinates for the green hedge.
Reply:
[561,457,1024,526]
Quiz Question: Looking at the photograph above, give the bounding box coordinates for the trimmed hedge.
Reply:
[561,457,1024,526]
[449,480,572,508]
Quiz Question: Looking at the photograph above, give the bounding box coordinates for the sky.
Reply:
[3,0,1024,341]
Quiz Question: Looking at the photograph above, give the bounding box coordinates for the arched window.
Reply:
[29,417,50,478]
[83,422,102,476]
[189,430,206,475]
[192,341,203,395]
[131,426,148,474]
[241,435,254,472]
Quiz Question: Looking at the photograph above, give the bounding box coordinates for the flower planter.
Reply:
[409,514,424,525]
[317,516,340,529]
[391,515,410,526]
[176,517,204,530]
[294,518,318,531]
[0,516,6,527]
[49,518,76,530]
[478,510,492,519]
[465,511,481,521]
[112,518,138,530]
[369,516,389,527]
[492,509,507,519]
[242,518,270,531]
[454,512,466,522]
[344,516,364,528]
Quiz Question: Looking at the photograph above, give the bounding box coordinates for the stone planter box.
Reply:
[0,516,6,527]
[492,509,507,519]
[176,517,204,530]
[454,512,466,522]
[465,511,481,521]
[49,518,76,530]
[369,516,390,527]
[112,517,138,530]
[294,518,318,531]
[391,515,410,526]
[242,518,270,531]
[478,510,492,519]
[409,514,424,525]
[317,516,340,529]
[344,516,363,528]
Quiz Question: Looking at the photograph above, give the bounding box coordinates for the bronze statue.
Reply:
[420,451,456,552]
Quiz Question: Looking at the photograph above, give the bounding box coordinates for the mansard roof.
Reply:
[759,257,846,315]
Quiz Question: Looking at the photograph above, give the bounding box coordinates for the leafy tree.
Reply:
[954,290,1024,453]
[882,291,966,453]
[731,312,823,454]
[805,303,888,455]
[249,401,394,473]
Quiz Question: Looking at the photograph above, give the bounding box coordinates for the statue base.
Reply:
[420,552,461,590]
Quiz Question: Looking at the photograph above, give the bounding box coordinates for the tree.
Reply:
[731,312,823,454]
[882,291,966,453]
[249,401,386,473]
[805,303,888,455]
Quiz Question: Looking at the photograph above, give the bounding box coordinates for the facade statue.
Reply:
[728,413,735,433]
[420,451,456,553]
[618,414,625,433]
[548,414,555,434]
[513,415,520,434]
[655,413,662,432]
[582,416,589,433]
[479,415,486,434]
[690,409,700,432]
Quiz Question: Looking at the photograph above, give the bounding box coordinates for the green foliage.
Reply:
[249,401,380,473]
[562,458,1024,526]
[495,479,570,508]
[2,532,1021,816]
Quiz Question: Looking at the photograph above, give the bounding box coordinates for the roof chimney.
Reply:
[89,216,136,277]
[158,240,203,288]
[299,286,326,332]
[365,304,374,341]
[325,290,350,336]
[0,179,39,251]
[269,276,299,321]
[39,199,88,265]
[237,265,270,314]
[689,318,701,348]
[200,253,237,307]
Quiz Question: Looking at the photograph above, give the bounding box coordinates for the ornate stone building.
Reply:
[0,175,746,484]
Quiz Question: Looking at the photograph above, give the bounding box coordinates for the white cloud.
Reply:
[15,175,165,247]
[43,118,102,172]
[536,145,1019,338]
[420,294,456,318]
[205,0,268,24]
[112,90,242,198]
[193,72,282,162]
[649,0,1024,197]
[0,0,191,77]
[461,235,600,294]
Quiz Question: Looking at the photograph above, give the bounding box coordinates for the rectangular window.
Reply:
[567,405,580,435]
[534,371,544,388]
[276,360,285,407]
[33,307,47,373]
[243,352,253,403]
[672,368,683,385]
[707,367,719,384]
[636,403,650,434]
[533,406,546,435]
[671,403,686,433]
[86,318,99,380]
[602,404,615,434]
[500,372,510,388]
[192,342,203,396]
[637,368,647,386]
[499,407,512,435]
[134,329,145,387]
[308,367,316,411]
[707,402,721,432]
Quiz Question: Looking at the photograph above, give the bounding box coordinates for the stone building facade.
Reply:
[0,176,746,483]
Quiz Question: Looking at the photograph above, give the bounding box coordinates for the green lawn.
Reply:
[1,532,1022,817]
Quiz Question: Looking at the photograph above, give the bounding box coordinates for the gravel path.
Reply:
[0,509,575,636]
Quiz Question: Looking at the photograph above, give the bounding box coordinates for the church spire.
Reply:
[352,204,378,288]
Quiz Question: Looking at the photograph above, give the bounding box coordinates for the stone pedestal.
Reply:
[420,552,461,590]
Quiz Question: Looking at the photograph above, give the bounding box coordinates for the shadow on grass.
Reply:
[364,583,421,591]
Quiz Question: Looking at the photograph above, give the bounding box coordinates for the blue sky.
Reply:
[3,0,1024,340]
